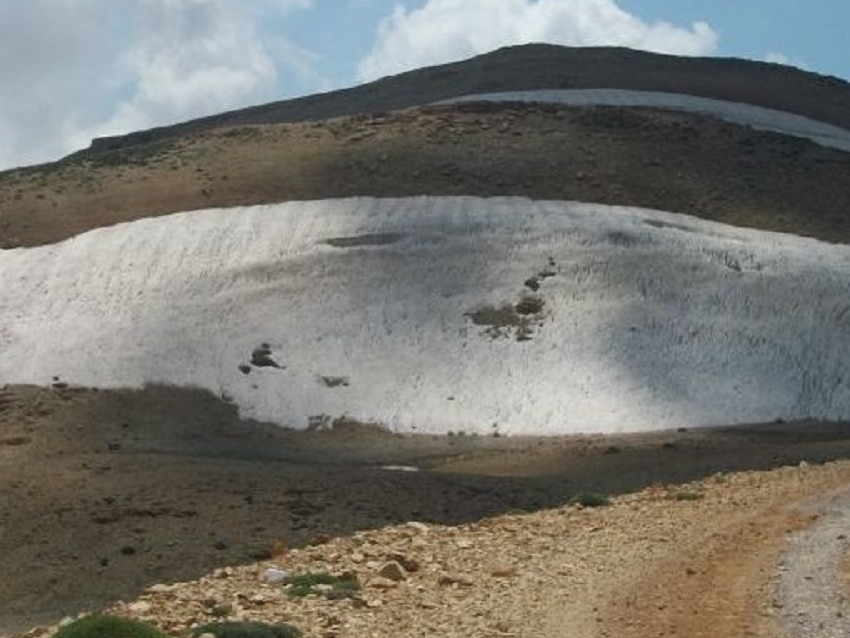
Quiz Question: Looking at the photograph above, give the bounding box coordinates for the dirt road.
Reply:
[88,461,850,638]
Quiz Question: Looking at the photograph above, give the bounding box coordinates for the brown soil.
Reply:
[3,384,850,636]
[1,103,849,249]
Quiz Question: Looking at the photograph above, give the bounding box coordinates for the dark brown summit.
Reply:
[85,43,850,153]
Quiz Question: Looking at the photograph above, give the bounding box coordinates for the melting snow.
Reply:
[440,89,850,153]
[1,196,849,434]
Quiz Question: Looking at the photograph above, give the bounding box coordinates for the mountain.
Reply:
[2,44,850,632]
[84,43,850,153]
[2,46,850,248]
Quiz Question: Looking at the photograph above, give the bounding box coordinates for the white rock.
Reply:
[128,600,152,613]
[264,568,289,583]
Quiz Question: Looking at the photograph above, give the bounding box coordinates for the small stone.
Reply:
[438,573,474,587]
[405,522,429,533]
[524,277,540,291]
[388,552,421,573]
[264,568,289,583]
[147,583,175,593]
[366,599,383,608]
[377,561,407,582]
[369,577,398,590]
[490,564,517,578]
[128,601,152,613]
[323,615,341,628]
[455,538,473,550]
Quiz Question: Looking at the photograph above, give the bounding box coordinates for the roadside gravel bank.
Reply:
[17,460,850,638]
[775,484,850,637]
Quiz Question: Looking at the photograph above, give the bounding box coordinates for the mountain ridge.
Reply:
[82,43,850,155]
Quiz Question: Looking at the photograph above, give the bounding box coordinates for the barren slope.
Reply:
[2,103,849,248]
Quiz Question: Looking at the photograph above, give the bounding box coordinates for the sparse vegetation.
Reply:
[83,140,175,169]
[283,571,360,599]
[571,492,611,507]
[672,490,704,501]
[53,615,170,638]
[190,621,301,638]
[209,603,233,618]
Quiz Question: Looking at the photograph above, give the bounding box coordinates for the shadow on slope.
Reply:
[2,104,849,248]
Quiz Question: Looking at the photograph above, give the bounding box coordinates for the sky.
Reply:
[1,0,848,171]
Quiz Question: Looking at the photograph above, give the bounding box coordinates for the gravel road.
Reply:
[776,482,850,637]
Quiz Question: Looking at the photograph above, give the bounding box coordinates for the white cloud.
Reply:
[765,51,807,70]
[358,0,718,81]
[80,1,279,142]
[0,0,315,170]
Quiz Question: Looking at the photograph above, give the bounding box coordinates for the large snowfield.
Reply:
[442,89,850,152]
[1,196,848,435]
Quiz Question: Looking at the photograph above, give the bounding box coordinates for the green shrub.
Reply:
[571,492,611,507]
[190,621,300,638]
[209,603,233,618]
[53,615,170,638]
[283,572,360,599]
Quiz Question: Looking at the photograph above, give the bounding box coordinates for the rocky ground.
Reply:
[16,448,850,638]
[3,384,850,637]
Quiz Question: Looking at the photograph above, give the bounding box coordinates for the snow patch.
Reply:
[440,89,850,153]
[1,196,849,434]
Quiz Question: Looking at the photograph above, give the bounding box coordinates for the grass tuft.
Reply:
[283,572,360,599]
[53,615,170,638]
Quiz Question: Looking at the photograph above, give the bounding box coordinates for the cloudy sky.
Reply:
[1,0,847,171]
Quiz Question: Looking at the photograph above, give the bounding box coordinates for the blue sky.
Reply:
[289,1,850,90]
[1,0,848,171]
